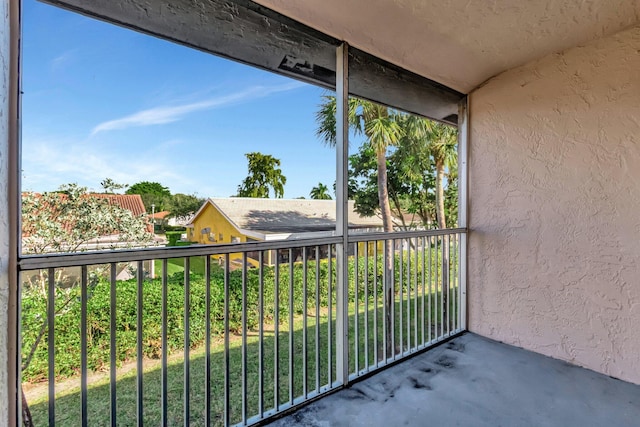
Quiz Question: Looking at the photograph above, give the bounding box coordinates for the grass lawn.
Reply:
[154,256,208,277]
[26,287,459,426]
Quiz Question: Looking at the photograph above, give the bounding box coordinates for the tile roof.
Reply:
[90,194,147,216]
[22,192,148,236]
[204,198,383,233]
[149,210,171,220]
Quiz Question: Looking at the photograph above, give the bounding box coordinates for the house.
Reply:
[148,210,171,232]
[89,193,147,217]
[186,197,385,265]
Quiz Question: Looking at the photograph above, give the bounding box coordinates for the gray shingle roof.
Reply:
[207,198,383,233]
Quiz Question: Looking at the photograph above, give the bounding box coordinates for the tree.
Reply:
[391,116,458,331]
[385,115,458,228]
[393,115,458,228]
[347,140,438,229]
[236,152,287,198]
[20,183,153,426]
[426,121,457,331]
[391,126,438,228]
[167,193,205,218]
[310,182,332,200]
[399,118,457,330]
[100,178,128,194]
[22,183,153,254]
[316,96,459,354]
[424,121,458,229]
[126,181,172,211]
[443,161,458,228]
[316,95,403,357]
[316,96,403,233]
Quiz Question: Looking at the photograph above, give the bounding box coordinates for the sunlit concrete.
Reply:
[268,333,640,427]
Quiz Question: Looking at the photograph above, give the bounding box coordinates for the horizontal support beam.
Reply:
[41,0,464,123]
[347,227,467,243]
[42,0,338,88]
[19,235,343,270]
[19,227,468,271]
[349,48,462,124]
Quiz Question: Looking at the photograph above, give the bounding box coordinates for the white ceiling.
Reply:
[256,0,640,93]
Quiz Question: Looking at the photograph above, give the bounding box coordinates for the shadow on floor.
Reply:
[267,333,640,427]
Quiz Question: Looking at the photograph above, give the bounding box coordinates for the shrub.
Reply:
[165,231,183,246]
[21,251,442,382]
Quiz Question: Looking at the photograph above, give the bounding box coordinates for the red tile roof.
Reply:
[22,192,148,236]
[89,194,147,216]
[149,210,171,220]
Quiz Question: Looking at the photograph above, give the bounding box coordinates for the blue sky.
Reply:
[21,0,343,199]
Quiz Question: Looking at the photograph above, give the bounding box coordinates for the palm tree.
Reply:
[397,117,457,228]
[316,96,403,233]
[412,119,457,329]
[358,113,457,332]
[310,182,332,200]
[426,122,457,229]
[316,95,403,356]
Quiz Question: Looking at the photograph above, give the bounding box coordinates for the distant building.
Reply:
[89,193,147,217]
[186,198,385,265]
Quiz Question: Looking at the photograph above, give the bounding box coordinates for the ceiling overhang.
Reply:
[257,0,640,93]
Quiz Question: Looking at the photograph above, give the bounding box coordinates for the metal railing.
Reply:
[347,230,465,379]
[18,228,465,426]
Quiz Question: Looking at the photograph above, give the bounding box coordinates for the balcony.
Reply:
[19,229,465,426]
[4,0,640,426]
[21,224,640,427]
[21,219,640,427]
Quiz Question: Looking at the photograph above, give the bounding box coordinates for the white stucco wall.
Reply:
[468,25,640,384]
[0,0,11,422]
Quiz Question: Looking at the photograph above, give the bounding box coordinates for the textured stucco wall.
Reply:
[0,0,11,422]
[468,25,640,384]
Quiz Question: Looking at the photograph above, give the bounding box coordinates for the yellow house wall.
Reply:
[189,202,247,245]
[188,202,258,266]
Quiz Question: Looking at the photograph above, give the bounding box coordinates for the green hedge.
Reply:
[22,251,443,382]
[165,231,183,246]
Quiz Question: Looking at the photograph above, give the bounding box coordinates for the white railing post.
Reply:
[458,97,469,330]
[335,42,350,386]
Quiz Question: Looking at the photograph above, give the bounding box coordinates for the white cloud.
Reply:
[21,138,203,195]
[90,82,303,135]
[51,50,76,72]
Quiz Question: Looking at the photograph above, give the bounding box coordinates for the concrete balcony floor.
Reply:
[268,333,640,427]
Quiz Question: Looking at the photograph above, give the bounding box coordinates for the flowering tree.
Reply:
[20,183,153,426]
[22,183,153,254]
